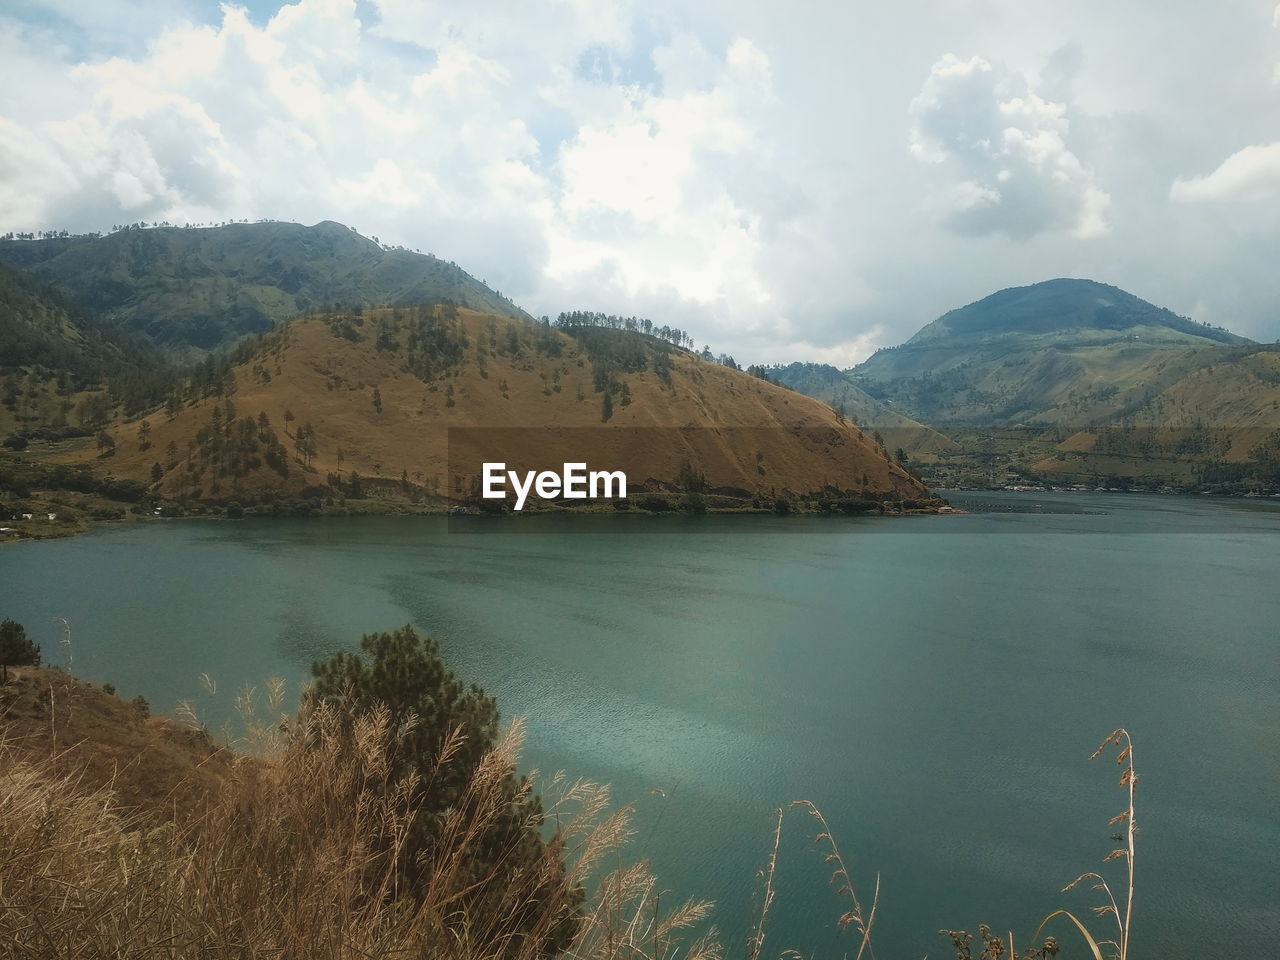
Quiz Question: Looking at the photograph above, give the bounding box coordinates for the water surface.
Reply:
[3,492,1278,958]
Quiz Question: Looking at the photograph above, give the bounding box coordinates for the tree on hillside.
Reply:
[310,626,580,952]
[0,620,40,683]
[372,386,383,415]
[295,422,317,468]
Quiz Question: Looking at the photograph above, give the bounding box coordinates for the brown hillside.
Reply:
[77,308,932,505]
[1,667,231,823]
[1029,349,1280,480]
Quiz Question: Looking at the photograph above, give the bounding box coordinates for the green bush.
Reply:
[677,491,707,514]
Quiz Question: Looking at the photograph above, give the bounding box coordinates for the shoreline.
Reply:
[2,494,954,544]
[13,481,1280,546]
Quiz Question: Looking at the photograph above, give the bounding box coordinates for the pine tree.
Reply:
[0,620,40,683]
[309,627,581,949]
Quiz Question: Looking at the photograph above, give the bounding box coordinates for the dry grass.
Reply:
[63,308,925,505]
[0,685,1140,960]
[0,687,717,960]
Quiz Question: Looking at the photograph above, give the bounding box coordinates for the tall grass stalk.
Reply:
[0,695,718,960]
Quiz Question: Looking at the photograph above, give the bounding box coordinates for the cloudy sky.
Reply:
[2,0,1279,365]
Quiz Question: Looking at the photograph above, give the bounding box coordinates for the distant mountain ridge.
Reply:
[0,221,531,356]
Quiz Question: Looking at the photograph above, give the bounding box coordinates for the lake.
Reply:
[3,491,1278,958]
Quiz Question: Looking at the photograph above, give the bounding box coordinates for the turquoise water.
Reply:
[3,492,1278,957]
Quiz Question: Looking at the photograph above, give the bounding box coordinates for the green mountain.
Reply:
[766,362,960,459]
[845,278,1280,490]
[0,221,531,356]
[851,279,1255,429]
[903,278,1249,348]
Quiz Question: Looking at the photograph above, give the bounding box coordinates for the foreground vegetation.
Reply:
[0,626,1138,959]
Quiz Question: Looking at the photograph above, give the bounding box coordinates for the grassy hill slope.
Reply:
[75,308,933,508]
[1030,347,1280,485]
[1,666,231,822]
[0,222,531,356]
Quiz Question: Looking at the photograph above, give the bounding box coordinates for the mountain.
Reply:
[852,279,1256,428]
[902,278,1249,349]
[766,362,960,460]
[67,307,934,509]
[0,221,531,356]
[848,278,1279,489]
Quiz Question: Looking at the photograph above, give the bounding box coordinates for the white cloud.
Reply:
[1170,7,1280,204]
[0,1,796,352]
[909,53,1110,240]
[548,36,774,308]
[3,0,1280,357]
[1170,142,1280,202]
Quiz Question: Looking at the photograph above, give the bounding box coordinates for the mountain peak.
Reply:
[905,278,1251,347]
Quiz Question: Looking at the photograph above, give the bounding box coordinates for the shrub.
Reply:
[677,491,707,514]
[638,494,670,511]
